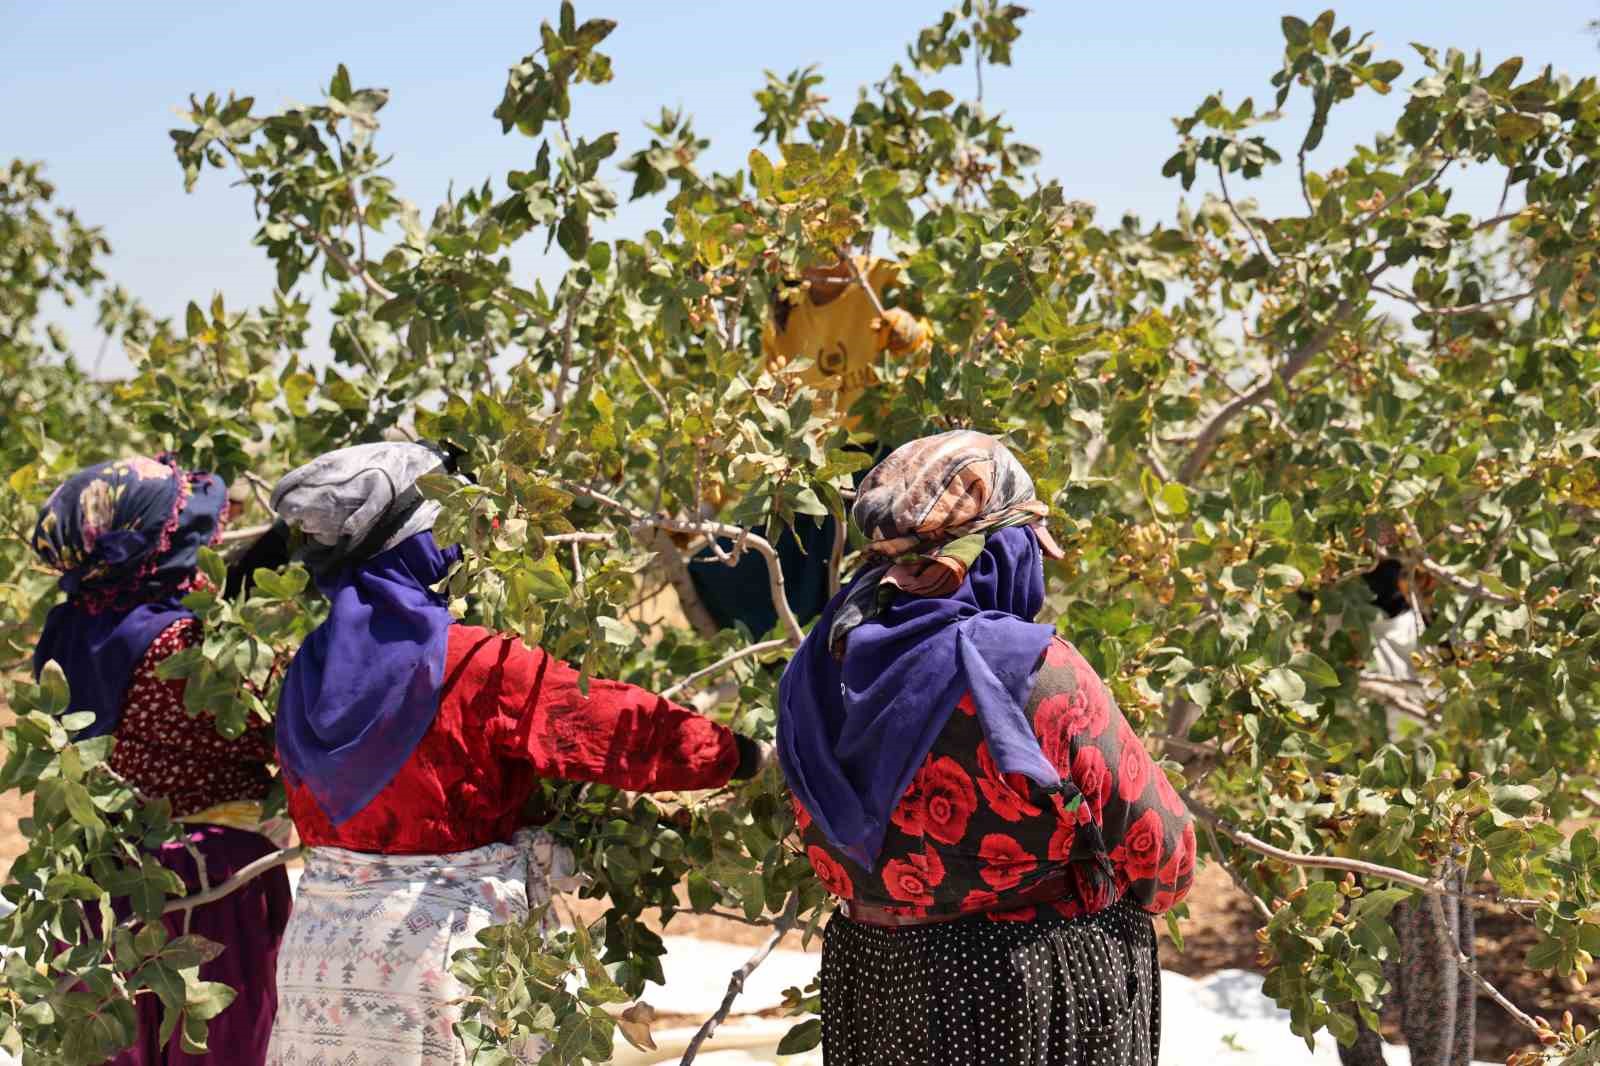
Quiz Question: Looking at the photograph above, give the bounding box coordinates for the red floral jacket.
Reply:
[794,638,1196,922]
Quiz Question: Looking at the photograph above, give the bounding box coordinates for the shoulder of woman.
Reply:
[1027,637,1096,701]
[443,624,560,692]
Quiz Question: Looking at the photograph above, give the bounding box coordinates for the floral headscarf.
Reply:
[778,430,1074,868]
[829,430,1064,651]
[32,455,228,737]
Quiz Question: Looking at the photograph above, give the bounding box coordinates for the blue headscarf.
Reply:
[275,531,460,825]
[31,455,228,738]
[271,442,459,825]
[778,525,1060,868]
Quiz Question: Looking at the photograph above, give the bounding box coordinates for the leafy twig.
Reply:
[1185,797,1539,908]
[1217,162,1275,265]
[161,846,303,916]
[560,480,805,647]
[1374,283,1536,317]
[1417,556,1516,606]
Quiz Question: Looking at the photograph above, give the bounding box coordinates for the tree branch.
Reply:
[1417,557,1516,606]
[1185,797,1539,908]
[841,253,888,318]
[1357,677,1438,723]
[285,216,395,302]
[560,480,805,647]
[546,292,582,443]
[1178,301,1354,484]
[162,846,302,915]
[678,892,800,1066]
[1374,284,1536,317]
[1217,163,1275,265]
[661,639,788,700]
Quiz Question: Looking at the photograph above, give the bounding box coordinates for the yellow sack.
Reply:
[762,256,931,427]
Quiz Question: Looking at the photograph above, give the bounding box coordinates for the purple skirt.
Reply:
[108,824,292,1066]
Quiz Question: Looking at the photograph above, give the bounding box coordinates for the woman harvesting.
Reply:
[780,431,1195,1066]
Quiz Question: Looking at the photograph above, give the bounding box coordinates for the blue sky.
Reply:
[4,1,1597,376]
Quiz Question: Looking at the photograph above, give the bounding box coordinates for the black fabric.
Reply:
[689,513,836,636]
[226,520,292,600]
[820,898,1160,1066]
[732,735,765,780]
[1363,560,1410,619]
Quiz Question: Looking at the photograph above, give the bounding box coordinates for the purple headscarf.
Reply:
[31,455,227,738]
[271,442,459,825]
[778,525,1060,868]
[275,532,460,825]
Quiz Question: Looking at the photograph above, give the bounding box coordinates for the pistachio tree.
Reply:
[3,5,1600,1064]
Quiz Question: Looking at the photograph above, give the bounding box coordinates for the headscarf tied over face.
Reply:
[272,442,461,826]
[32,455,228,738]
[778,431,1069,868]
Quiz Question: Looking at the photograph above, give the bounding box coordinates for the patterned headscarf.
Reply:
[779,431,1071,867]
[32,455,228,737]
[830,430,1063,651]
[272,442,462,825]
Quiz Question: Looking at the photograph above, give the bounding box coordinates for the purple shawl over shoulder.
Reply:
[777,525,1060,868]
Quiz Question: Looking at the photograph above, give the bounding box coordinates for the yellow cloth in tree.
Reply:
[762,256,931,427]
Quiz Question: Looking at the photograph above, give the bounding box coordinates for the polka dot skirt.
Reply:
[820,898,1160,1066]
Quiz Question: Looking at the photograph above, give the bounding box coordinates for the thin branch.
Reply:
[1457,944,1543,1036]
[162,846,303,915]
[1179,300,1354,484]
[678,892,801,1066]
[561,480,805,647]
[1374,284,1536,317]
[1417,557,1516,606]
[1357,677,1438,723]
[1351,155,1453,234]
[219,523,272,545]
[545,531,613,544]
[841,253,888,318]
[1201,817,1274,922]
[285,216,395,302]
[695,908,777,928]
[661,639,788,700]
[1186,798,1539,908]
[1217,163,1275,265]
[570,541,585,595]
[622,345,669,412]
[1297,148,1315,215]
[546,292,582,443]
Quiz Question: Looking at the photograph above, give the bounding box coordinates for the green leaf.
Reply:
[1262,667,1307,705]
[1290,652,1340,689]
[777,1018,823,1054]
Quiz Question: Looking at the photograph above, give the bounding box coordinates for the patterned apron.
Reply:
[266,829,577,1066]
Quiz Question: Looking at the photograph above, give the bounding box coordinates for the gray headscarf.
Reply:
[270,442,447,578]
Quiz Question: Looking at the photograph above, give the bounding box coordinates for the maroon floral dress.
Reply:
[794,637,1196,922]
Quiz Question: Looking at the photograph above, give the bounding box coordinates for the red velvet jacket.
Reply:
[287,624,744,854]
